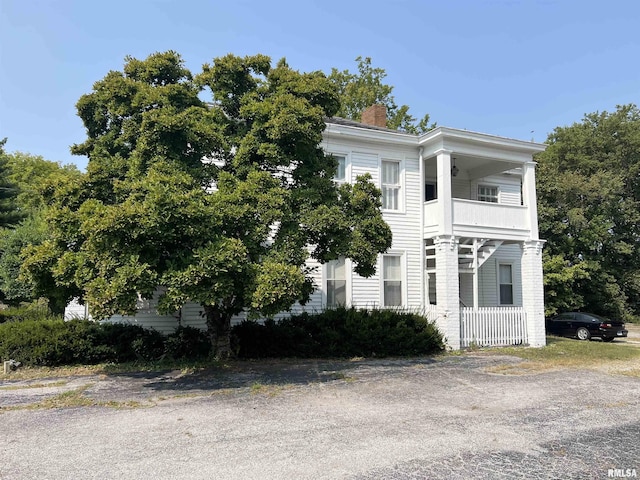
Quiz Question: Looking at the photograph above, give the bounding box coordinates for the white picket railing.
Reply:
[460,307,527,347]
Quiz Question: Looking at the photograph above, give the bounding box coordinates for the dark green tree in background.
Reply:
[22,51,392,357]
[0,139,22,228]
[328,56,435,133]
[537,104,640,321]
[0,150,82,311]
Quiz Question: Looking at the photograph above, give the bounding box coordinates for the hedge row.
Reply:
[0,308,444,367]
[0,305,58,324]
[0,319,209,366]
[233,307,444,358]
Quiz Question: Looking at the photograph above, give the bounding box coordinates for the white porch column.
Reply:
[435,235,460,350]
[472,238,479,309]
[522,162,539,239]
[522,240,546,347]
[435,149,453,235]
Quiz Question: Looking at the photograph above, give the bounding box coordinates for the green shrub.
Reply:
[0,304,58,324]
[233,307,444,359]
[163,326,211,360]
[0,319,166,366]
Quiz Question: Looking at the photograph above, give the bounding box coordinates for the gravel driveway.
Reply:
[1,353,639,480]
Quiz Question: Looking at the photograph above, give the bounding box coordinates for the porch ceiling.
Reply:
[425,154,522,180]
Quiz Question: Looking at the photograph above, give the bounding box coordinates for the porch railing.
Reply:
[460,307,527,347]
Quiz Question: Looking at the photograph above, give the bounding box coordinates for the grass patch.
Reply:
[0,364,105,381]
[249,381,290,397]
[0,384,146,412]
[0,380,68,390]
[0,358,227,382]
[482,336,640,375]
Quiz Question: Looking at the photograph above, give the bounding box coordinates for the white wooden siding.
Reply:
[477,244,523,307]
[63,299,90,320]
[471,174,521,206]
[452,179,471,199]
[328,143,423,310]
[459,274,473,307]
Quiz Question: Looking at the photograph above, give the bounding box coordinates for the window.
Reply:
[333,155,346,182]
[382,161,400,210]
[326,258,346,307]
[499,264,513,305]
[427,273,437,305]
[478,185,498,203]
[425,181,437,201]
[383,255,402,306]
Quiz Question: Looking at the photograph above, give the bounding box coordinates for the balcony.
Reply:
[424,198,531,240]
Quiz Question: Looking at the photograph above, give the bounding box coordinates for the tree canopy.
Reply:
[22,51,392,356]
[537,104,640,320]
[328,57,435,133]
[0,139,23,228]
[0,151,82,311]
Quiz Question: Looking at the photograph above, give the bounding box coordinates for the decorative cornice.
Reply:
[433,148,453,156]
[522,239,546,255]
[434,235,459,252]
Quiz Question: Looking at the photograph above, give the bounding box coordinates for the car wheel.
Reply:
[602,337,615,342]
[576,327,591,341]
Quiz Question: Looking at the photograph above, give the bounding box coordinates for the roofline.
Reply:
[323,119,418,146]
[324,119,547,153]
[419,126,547,153]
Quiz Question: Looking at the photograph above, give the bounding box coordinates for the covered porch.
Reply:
[417,128,546,350]
[423,235,545,350]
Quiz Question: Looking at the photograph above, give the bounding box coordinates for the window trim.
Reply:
[477,184,499,203]
[328,152,349,184]
[325,257,349,308]
[425,180,437,202]
[381,253,405,307]
[498,262,514,305]
[381,159,403,212]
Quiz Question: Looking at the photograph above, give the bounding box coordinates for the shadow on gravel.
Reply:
[116,357,441,394]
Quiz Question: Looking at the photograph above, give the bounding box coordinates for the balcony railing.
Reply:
[424,198,530,237]
[453,198,528,230]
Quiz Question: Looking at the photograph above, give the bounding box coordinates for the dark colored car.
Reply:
[546,312,628,341]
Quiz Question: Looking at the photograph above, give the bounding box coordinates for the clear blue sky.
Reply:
[1,0,639,170]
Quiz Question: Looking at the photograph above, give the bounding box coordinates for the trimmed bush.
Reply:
[0,319,165,366]
[233,307,444,358]
[163,326,211,360]
[0,305,58,324]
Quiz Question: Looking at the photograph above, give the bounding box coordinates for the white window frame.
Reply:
[381,159,402,212]
[326,257,348,308]
[329,153,348,184]
[478,184,499,203]
[498,263,514,305]
[382,253,404,307]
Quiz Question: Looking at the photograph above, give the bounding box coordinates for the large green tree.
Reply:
[537,104,640,320]
[0,152,82,311]
[22,51,392,357]
[0,139,22,228]
[328,56,435,133]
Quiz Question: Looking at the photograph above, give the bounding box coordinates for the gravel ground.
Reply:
[1,353,639,480]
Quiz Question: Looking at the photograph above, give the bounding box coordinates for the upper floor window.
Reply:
[326,257,346,307]
[383,255,402,306]
[499,264,513,305]
[382,160,400,210]
[478,185,498,203]
[333,155,346,183]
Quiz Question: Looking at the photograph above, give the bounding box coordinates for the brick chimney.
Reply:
[361,104,387,128]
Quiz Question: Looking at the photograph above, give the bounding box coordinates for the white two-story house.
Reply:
[310,105,547,349]
[66,105,546,350]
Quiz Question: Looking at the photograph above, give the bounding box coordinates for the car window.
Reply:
[554,313,574,321]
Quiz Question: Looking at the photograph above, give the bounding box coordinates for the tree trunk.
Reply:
[204,305,233,359]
